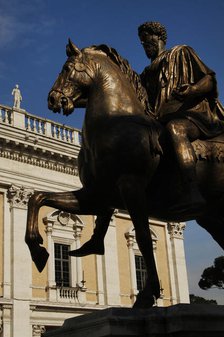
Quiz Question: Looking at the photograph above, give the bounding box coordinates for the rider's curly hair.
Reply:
[138,22,167,44]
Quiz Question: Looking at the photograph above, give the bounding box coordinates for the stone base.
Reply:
[43,304,224,337]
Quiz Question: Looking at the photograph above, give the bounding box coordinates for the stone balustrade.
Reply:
[58,286,79,300]
[0,104,81,146]
[0,105,12,125]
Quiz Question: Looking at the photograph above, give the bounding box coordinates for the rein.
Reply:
[49,88,74,101]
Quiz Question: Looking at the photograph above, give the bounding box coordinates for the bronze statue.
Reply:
[25,34,224,308]
[70,22,224,257]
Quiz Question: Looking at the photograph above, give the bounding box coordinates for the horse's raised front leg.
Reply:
[69,209,114,257]
[118,175,160,308]
[25,188,94,272]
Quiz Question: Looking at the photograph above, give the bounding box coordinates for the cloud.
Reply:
[0,14,23,47]
[0,1,56,49]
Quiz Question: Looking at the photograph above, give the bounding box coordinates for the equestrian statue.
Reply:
[25,22,224,308]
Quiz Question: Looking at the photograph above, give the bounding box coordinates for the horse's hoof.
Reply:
[30,245,49,272]
[69,239,104,257]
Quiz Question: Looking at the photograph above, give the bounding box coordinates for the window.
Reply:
[54,243,70,287]
[135,255,147,291]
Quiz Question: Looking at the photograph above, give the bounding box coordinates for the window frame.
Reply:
[54,242,71,287]
[134,254,147,292]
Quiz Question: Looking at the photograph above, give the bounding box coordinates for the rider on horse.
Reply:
[69,22,224,258]
[138,21,224,211]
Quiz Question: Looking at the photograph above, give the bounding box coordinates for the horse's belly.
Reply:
[197,161,224,198]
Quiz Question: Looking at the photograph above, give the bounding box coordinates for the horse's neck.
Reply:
[87,59,143,118]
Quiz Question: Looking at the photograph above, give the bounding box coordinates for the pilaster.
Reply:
[7,184,33,337]
[167,222,190,304]
[95,254,105,305]
[103,213,121,306]
[2,304,12,337]
[3,190,12,299]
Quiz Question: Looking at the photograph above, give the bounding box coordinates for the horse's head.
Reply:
[48,39,94,116]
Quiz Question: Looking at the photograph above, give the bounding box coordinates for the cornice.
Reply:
[0,122,80,157]
[0,137,79,176]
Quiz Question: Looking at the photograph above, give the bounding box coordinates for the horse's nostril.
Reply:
[61,97,68,106]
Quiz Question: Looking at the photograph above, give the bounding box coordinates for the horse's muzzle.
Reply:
[48,90,74,115]
[48,90,62,113]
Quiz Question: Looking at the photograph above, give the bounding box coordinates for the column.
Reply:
[7,184,34,337]
[167,222,190,304]
[103,214,121,306]
[125,232,138,304]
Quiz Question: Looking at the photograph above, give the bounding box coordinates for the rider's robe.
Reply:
[141,45,224,138]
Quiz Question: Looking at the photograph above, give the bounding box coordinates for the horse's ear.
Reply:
[66,39,82,57]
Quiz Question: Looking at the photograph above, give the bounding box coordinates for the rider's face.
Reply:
[139,32,160,60]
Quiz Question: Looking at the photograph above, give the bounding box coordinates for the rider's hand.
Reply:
[172,75,214,102]
[172,84,196,101]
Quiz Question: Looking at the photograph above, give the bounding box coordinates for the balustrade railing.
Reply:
[59,286,79,300]
[0,107,12,125]
[25,114,46,135]
[57,281,87,301]
[0,104,81,146]
[51,123,80,144]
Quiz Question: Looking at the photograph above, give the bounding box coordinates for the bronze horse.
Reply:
[25,40,224,308]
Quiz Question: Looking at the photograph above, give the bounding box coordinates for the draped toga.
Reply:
[141,45,224,138]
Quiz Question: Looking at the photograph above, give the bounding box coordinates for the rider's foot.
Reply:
[69,238,105,257]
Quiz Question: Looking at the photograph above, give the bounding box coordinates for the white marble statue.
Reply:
[12,84,22,109]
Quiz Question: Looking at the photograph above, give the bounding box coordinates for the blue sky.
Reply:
[0,0,224,303]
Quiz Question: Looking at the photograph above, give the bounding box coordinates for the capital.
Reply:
[7,184,33,209]
[167,222,186,239]
[32,325,46,337]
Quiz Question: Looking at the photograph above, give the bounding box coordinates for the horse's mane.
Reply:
[82,44,162,156]
[85,44,151,115]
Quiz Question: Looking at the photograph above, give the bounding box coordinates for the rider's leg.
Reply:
[166,119,205,209]
[69,209,114,257]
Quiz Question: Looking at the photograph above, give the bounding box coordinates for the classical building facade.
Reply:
[0,104,189,337]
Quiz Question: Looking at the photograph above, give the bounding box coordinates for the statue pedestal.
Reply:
[44,304,224,337]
